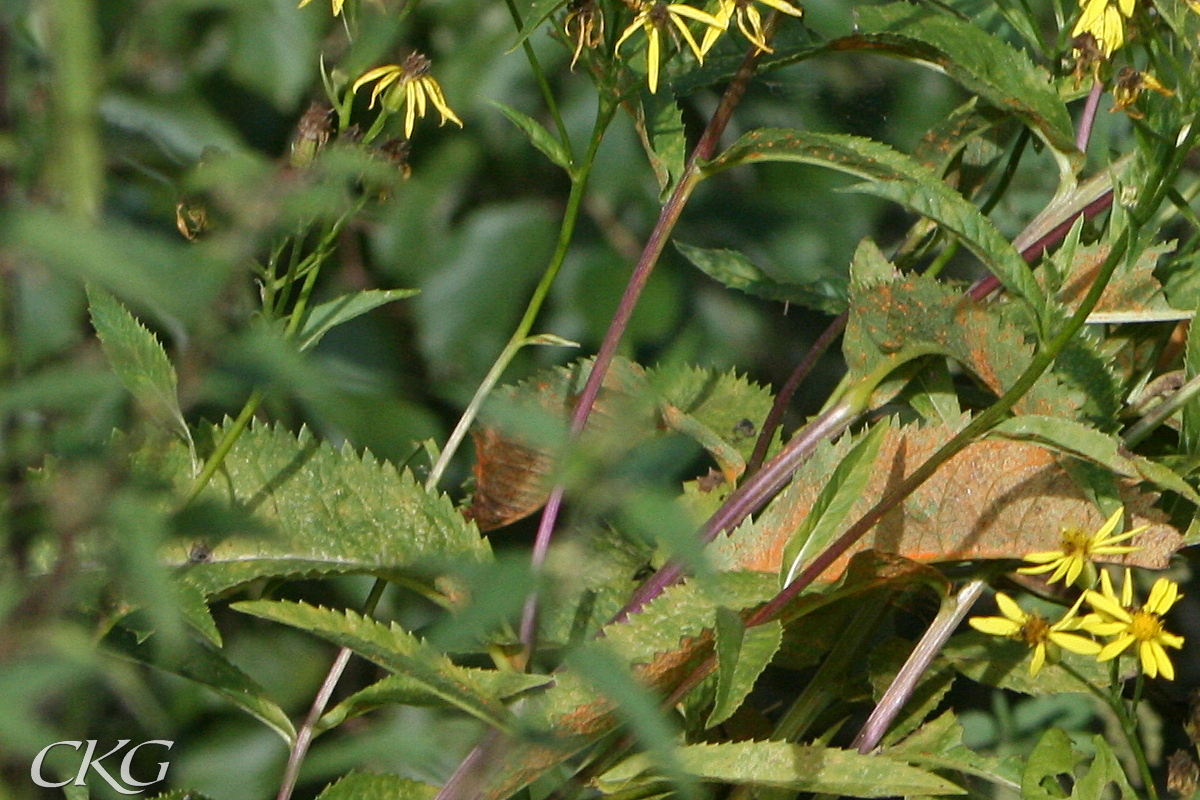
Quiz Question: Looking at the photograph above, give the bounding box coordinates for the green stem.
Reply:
[51,0,103,220]
[425,97,616,492]
[502,0,574,163]
[184,389,266,506]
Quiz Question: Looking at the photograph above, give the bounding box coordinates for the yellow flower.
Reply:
[615,1,725,93]
[1017,507,1143,587]
[351,54,464,139]
[1071,0,1135,58]
[700,0,804,55]
[969,592,1101,676]
[1083,569,1185,680]
[298,0,346,16]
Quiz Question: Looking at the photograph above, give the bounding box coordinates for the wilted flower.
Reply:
[1083,569,1185,680]
[352,54,464,138]
[1017,507,1143,587]
[701,0,804,55]
[969,593,1101,676]
[564,0,606,70]
[1111,67,1175,118]
[1071,0,1135,57]
[615,1,725,93]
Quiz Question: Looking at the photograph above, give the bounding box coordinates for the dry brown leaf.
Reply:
[723,423,1182,582]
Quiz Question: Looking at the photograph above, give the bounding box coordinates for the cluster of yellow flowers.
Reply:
[969,508,1186,680]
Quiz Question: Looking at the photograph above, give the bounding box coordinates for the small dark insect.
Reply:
[188,542,213,563]
[732,418,757,440]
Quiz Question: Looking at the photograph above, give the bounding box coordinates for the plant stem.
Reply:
[1077,77,1105,153]
[851,579,987,752]
[426,98,616,493]
[502,0,573,161]
[275,579,388,800]
[51,0,103,221]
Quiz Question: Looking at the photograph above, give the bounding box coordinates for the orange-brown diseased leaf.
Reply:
[843,273,1075,417]
[721,420,1183,583]
[1048,240,1178,319]
[464,358,654,531]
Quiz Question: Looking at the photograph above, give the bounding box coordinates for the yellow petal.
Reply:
[647,26,661,93]
[615,14,648,53]
[969,616,1022,637]
[1151,643,1176,680]
[1092,507,1123,542]
[666,3,725,27]
[1049,631,1102,656]
[1086,590,1133,623]
[1098,634,1135,662]
[332,0,345,14]
[1139,640,1160,678]
[1030,643,1047,676]
[424,80,463,127]
[1021,551,1067,564]
[404,82,419,137]
[1147,578,1181,615]
[353,65,401,94]
[755,0,804,17]
[995,593,1027,623]
[670,12,708,61]
[1160,631,1186,649]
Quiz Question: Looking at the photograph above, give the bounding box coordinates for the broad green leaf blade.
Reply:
[177,581,222,647]
[162,421,491,595]
[87,287,189,444]
[1073,736,1137,799]
[886,711,1021,792]
[298,288,419,351]
[673,241,847,314]
[703,129,1042,311]
[1023,728,1083,800]
[315,773,440,800]
[636,92,686,196]
[491,102,571,172]
[103,624,296,743]
[708,610,782,729]
[597,741,966,796]
[941,631,1112,696]
[318,670,551,734]
[233,600,515,730]
[837,3,1076,155]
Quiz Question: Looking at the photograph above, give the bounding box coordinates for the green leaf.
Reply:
[315,773,440,800]
[1021,728,1134,800]
[161,421,491,596]
[887,711,1022,792]
[941,631,1111,696]
[176,581,222,647]
[491,101,571,172]
[298,288,419,351]
[708,609,782,729]
[232,600,516,730]
[508,0,570,51]
[703,130,1042,311]
[87,287,190,446]
[636,93,686,196]
[673,241,847,314]
[596,741,966,796]
[102,624,296,743]
[1073,736,1137,799]
[781,418,889,585]
[318,670,551,733]
[837,3,1076,155]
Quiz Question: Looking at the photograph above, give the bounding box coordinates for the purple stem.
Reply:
[1077,77,1104,153]
[613,399,862,622]
[517,43,770,654]
[746,312,848,478]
